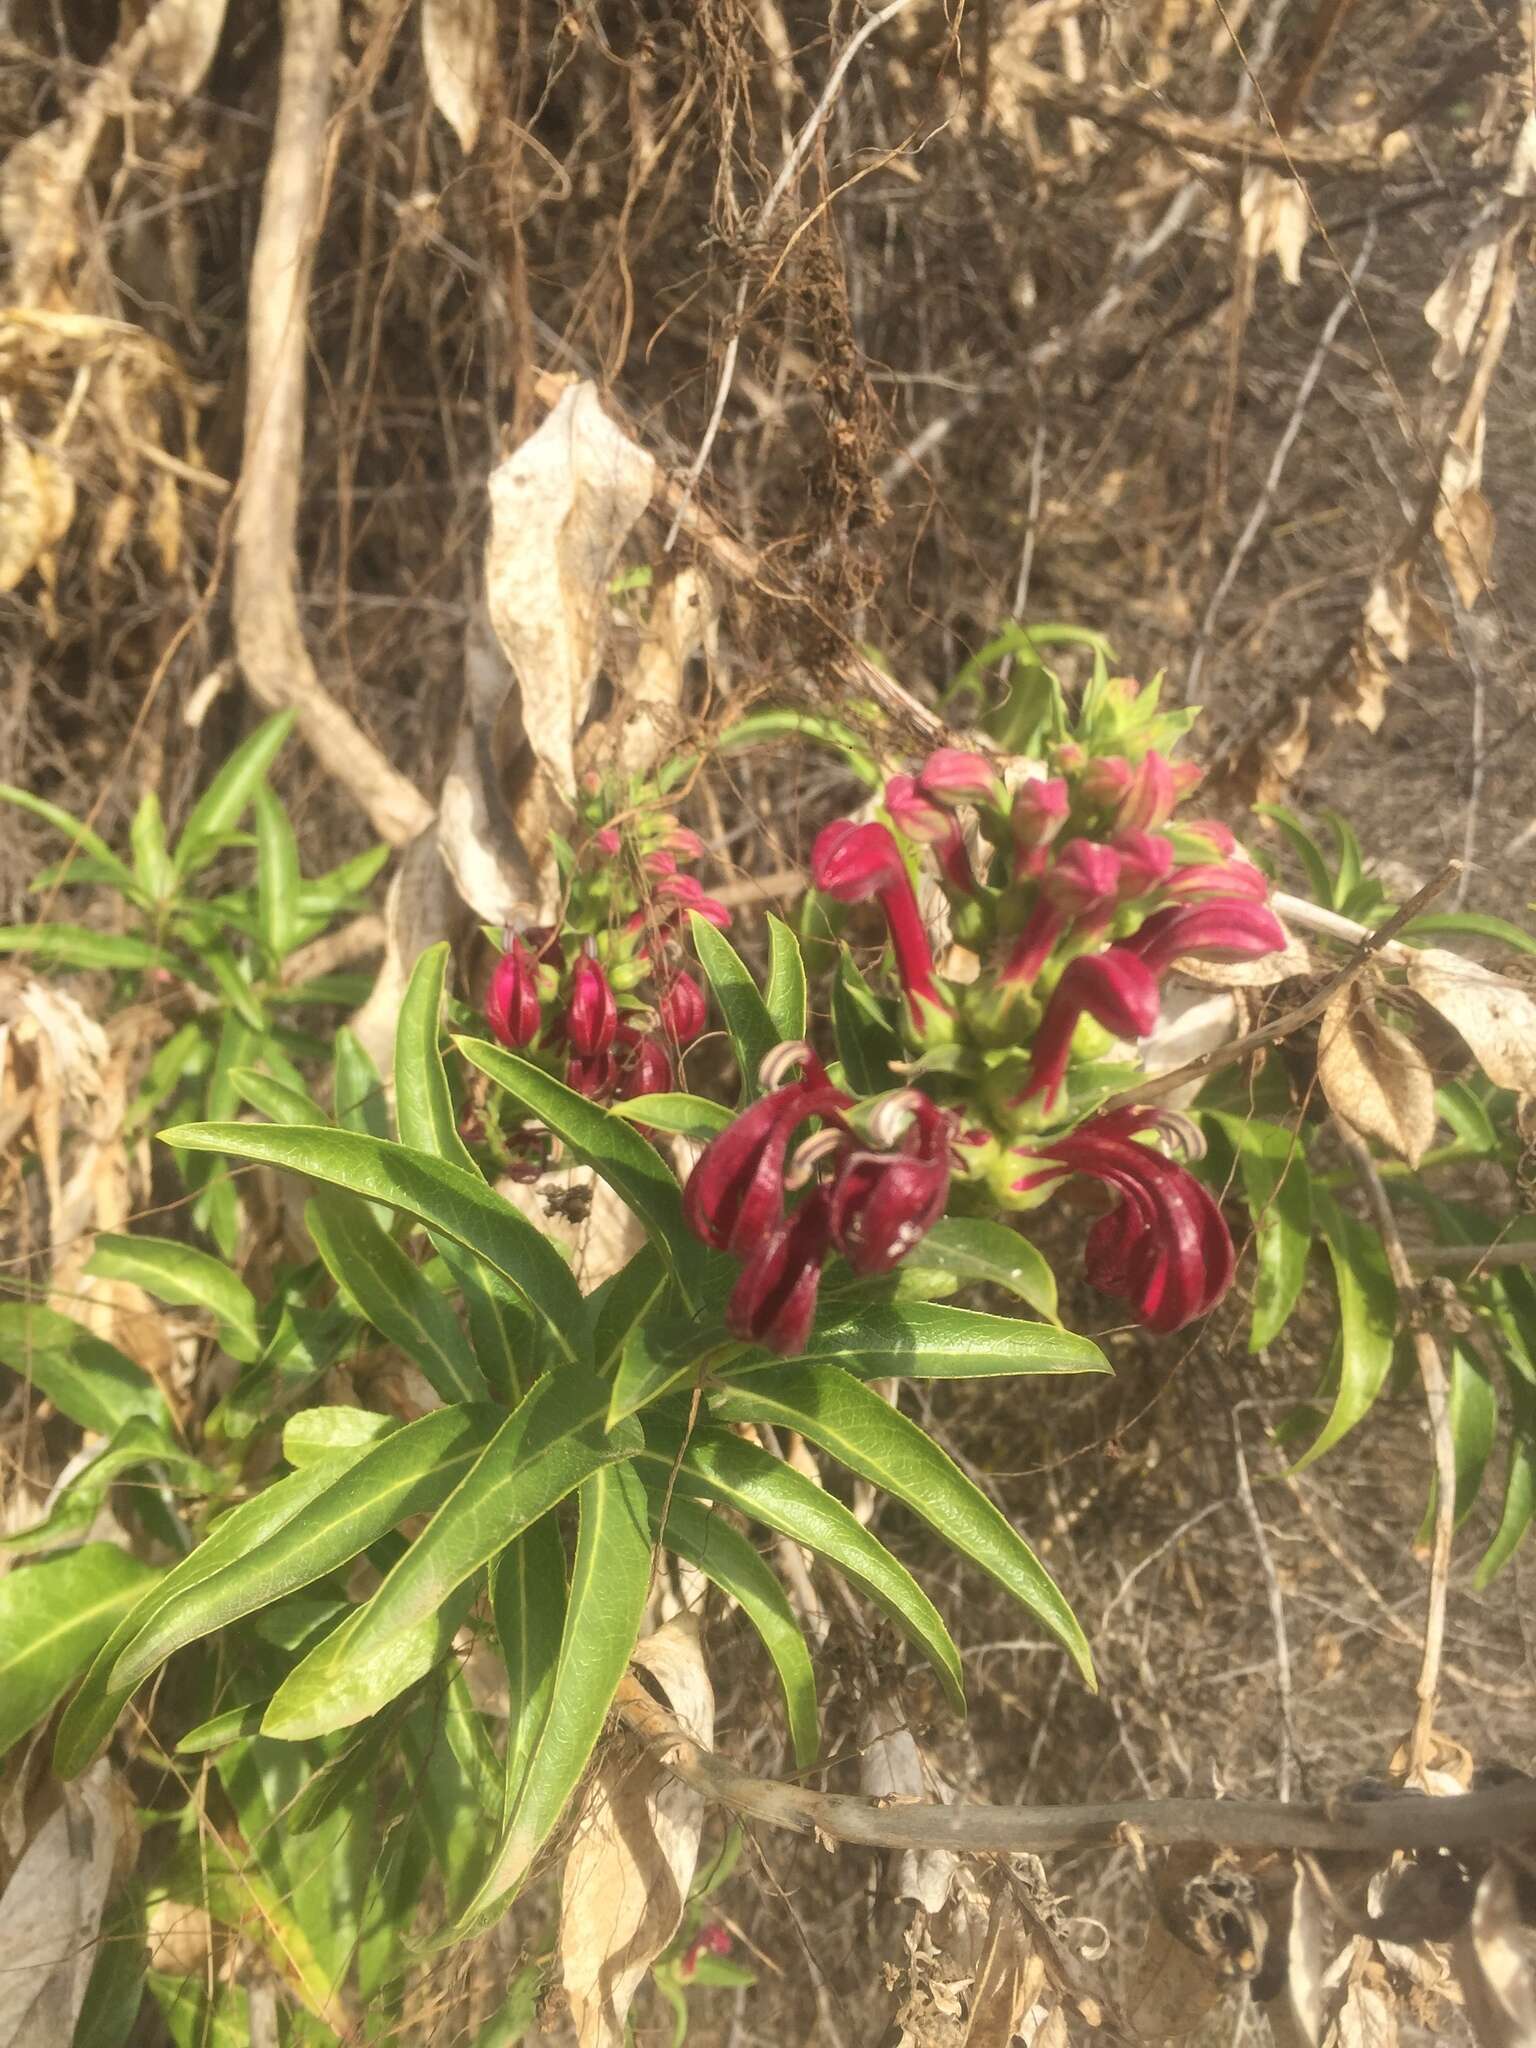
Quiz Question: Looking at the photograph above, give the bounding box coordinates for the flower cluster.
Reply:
[682,673,1287,1348]
[482,794,723,1111]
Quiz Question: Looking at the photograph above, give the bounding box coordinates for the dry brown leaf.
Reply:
[1434,424,1495,610]
[485,382,657,843]
[580,569,715,782]
[349,826,467,1073]
[499,1168,644,1290]
[1256,1862,1327,2048]
[558,1615,713,2048]
[147,468,182,575]
[1241,168,1309,286]
[1317,984,1437,1166]
[422,0,496,154]
[1121,1917,1222,2041]
[960,1889,1046,2046]
[1424,220,1502,382]
[139,0,230,100]
[93,492,136,575]
[0,425,44,592]
[1452,1855,1536,2048]
[1406,949,1536,1098]
[1326,1964,1398,2048]
[1244,697,1312,808]
[859,1690,956,1912]
[0,1762,122,2048]
[436,602,539,927]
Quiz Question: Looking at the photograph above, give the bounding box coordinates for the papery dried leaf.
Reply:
[1334,637,1391,735]
[437,603,540,925]
[1425,221,1502,382]
[1121,1917,1223,2040]
[860,1690,956,1912]
[1453,1855,1536,2048]
[1405,949,1536,1098]
[1138,983,1243,1109]
[1326,1965,1398,2048]
[1241,168,1309,286]
[93,492,136,575]
[1317,984,1437,1167]
[960,1889,1046,2047]
[1363,570,1413,666]
[558,1615,713,2048]
[1504,112,1536,199]
[147,469,182,575]
[0,427,44,592]
[139,0,230,100]
[1434,423,1494,610]
[422,0,496,154]
[349,827,467,1072]
[1243,697,1312,809]
[1255,1863,1327,2048]
[30,447,76,558]
[0,1762,122,2048]
[485,384,657,828]
[580,568,715,782]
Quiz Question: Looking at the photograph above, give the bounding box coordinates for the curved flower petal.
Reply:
[727,1190,834,1354]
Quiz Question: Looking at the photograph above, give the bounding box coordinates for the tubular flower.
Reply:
[655,872,732,930]
[1014,1109,1234,1333]
[566,953,618,1056]
[658,968,707,1046]
[1001,840,1124,988]
[812,821,950,1027]
[1011,778,1070,872]
[825,1093,953,1275]
[1112,829,1175,899]
[727,1189,835,1354]
[1159,859,1269,905]
[886,776,976,894]
[682,1051,850,1258]
[616,1027,673,1099]
[917,749,999,804]
[1020,949,1162,1107]
[486,939,542,1049]
[566,1051,619,1100]
[1119,750,1179,832]
[1122,900,1286,977]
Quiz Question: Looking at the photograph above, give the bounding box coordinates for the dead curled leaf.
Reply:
[1434,421,1495,611]
[1452,1854,1536,2048]
[558,1615,714,2048]
[1405,949,1536,1098]
[1316,983,1437,1168]
[859,1690,956,1913]
[0,1762,123,2048]
[1240,167,1309,286]
[422,0,496,154]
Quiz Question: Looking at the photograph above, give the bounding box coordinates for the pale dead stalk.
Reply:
[614,1675,1536,1855]
[1332,1122,1456,1786]
[233,0,434,847]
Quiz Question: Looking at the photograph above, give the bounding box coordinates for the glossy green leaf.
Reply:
[174,710,295,876]
[607,1320,711,1427]
[126,1020,211,1132]
[1433,1081,1498,1155]
[1476,1371,1536,1586]
[1400,910,1536,957]
[898,1218,1058,1321]
[829,946,902,1095]
[333,1026,389,1139]
[0,924,172,972]
[643,1428,963,1710]
[230,1065,327,1126]
[747,1300,1106,1380]
[197,942,269,1032]
[650,1488,819,1768]
[261,1578,478,1741]
[254,784,302,961]
[282,1405,400,1465]
[0,1302,168,1435]
[0,783,140,899]
[712,1366,1093,1685]
[0,1414,219,1556]
[1208,1112,1313,1352]
[176,1703,267,1753]
[443,1461,652,1939]
[161,1123,584,1359]
[54,1450,372,1776]
[610,1093,732,1140]
[690,912,779,1099]
[86,1231,260,1364]
[107,1405,501,1694]
[1447,1343,1497,1528]
[0,1545,161,1757]
[1254,804,1334,909]
[763,914,808,1044]
[339,1370,640,1663]
[129,791,174,903]
[493,1516,567,1821]
[453,1039,703,1297]
[73,1876,147,2048]
[307,1191,486,1404]
[1292,1193,1398,1470]
[586,1243,670,1371]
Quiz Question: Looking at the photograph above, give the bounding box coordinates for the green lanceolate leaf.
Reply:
[129,791,175,904]
[0,925,174,973]
[336,1371,641,1663]
[0,1415,220,1557]
[1400,910,1536,957]
[830,946,903,1095]
[282,1406,400,1465]
[0,1302,169,1435]
[642,1429,963,1711]
[307,1191,486,1404]
[891,1218,1059,1322]
[1254,804,1335,910]
[586,1243,670,1371]
[752,1300,1106,1380]
[261,1577,480,1741]
[1292,1192,1398,1470]
[493,1515,566,1818]
[160,1124,584,1360]
[649,1488,819,1768]
[0,783,142,899]
[174,710,295,876]
[86,1232,261,1363]
[54,1450,375,1776]
[0,1545,162,1758]
[711,1366,1094,1686]
[606,1319,713,1427]
[1446,1342,1497,1529]
[1477,1370,1536,1586]
[333,1026,390,1139]
[1208,1112,1313,1352]
[763,914,808,1045]
[254,785,302,962]
[106,1404,502,1694]
[230,1066,327,1125]
[442,1461,653,1940]
[1433,1081,1497,1155]
[610,1093,732,1141]
[453,1040,704,1298]
[689,912,780,1100]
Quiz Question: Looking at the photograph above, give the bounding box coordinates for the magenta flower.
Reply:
[1179,820,1237,858]
[655,873,732,930]
[664,825,707,861]
[593,826,622,856]
[1011,778,1070,873]
[886,775,976,894]
[566,953,618,1056]
[1119,750,1179,832]
[682,1054,850,1258]
[1001,840,1123,988]
[1122,900,1286,976]
[917,748,998,804]
[1014,1109,1234,1333]
[616,1027,673,1099]
[486,939,542,1049]
[566,1051,619,1100]
[812,821,950,1028]
[644,849,679,878]
[658,969,707,1047]
[1079,756,1134,814]
[1159,858,1268,905]
[1112,829,1175,899]
[727,1189,835,1354]
[825,1094,952,1275]
[1019,948,1161,1107]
